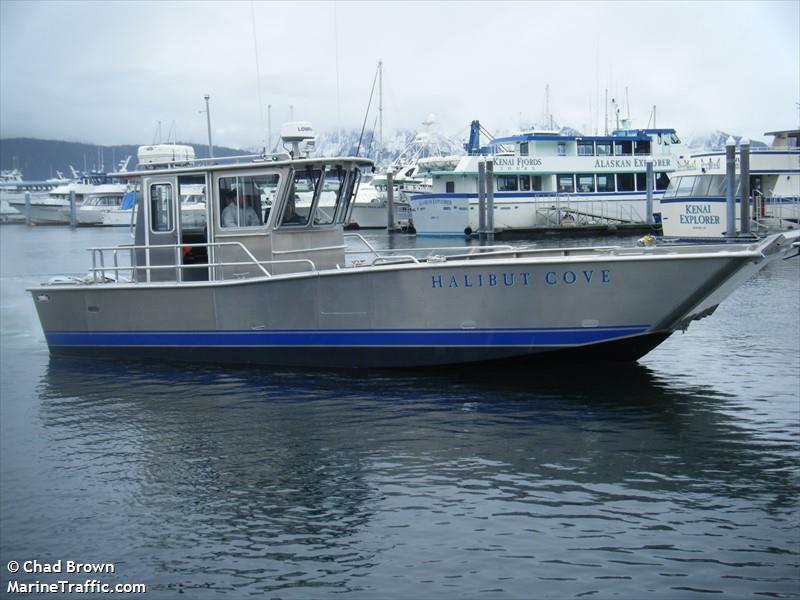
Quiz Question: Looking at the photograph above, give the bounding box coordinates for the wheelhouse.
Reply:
[117,156,371,283]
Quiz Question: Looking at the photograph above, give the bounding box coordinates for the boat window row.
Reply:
[146,166,359,234]
[219,174,280,228]
[217,166,355,230]
[496,174,545,192]
[662,175,738,198]
[576,139,652,156]
[85,195,123,207]
[556,172,669,193]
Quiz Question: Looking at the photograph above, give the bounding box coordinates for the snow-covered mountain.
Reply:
[686,130,769,151]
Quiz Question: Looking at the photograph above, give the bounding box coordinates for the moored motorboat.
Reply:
[28,143,799,368]
[660,129,799,239]
[410,121,682,236]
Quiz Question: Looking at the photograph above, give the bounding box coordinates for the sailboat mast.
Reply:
[378,60,383,146]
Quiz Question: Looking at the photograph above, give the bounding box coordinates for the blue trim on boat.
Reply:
[45,325,651,348]
[660,196,800,204]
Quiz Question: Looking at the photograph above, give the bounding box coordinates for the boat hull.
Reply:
[30,247,773,368]
[8,199,75,225]
[410,192,664,236]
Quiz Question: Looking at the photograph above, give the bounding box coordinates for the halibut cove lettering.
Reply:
[431,269,611,289]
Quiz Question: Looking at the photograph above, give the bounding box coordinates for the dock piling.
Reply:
[725,137,736,237]
[645,158,654,224]
[24,191,31,227]
[477,160,486,240]
[739,139,751,235]
[386,171,395,232]
[486,159,495,243]
[69,190,77,229]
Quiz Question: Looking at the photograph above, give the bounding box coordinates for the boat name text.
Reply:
[431,269,611,289]
[492,156,672,171]
[679,203,721,225]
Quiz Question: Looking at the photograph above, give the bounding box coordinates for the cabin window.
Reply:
[557,142,566,156]
[519,175,531,191]
[576,174,595,193]
[531,176,542,191]
[519,142,529,156]
[614,141,632,156]
[313,167,348,226]
[634,140,651,155]
[663,178,679,198]
[675,176,695,197]
[655,172,670,191]
[596,174,613,192]
[557,174,574,193]
[218,174,278,228]
[691,176,713,197]
[280,168,319,227]
[596,142,612,156]
[616,173,635,192]
[496,175,518,192]
[149,183,174,232]
[635,172,647,191]
[445,181,455,193]
[577,141,594,156]
[707,175,727,196]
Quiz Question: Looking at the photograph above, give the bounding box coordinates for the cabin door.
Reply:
[142,175,181,282]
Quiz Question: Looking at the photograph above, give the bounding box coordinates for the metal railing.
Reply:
[87,241,316,284]
[344,232,514,265]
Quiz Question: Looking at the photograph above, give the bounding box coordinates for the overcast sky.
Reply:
[1,0,798,149]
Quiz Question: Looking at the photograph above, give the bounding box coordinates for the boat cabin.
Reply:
[119,155,372,283]
[426,128,681,197]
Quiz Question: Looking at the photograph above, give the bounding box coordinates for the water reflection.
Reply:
[12,344,796,596]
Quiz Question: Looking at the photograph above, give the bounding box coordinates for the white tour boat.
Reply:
[660,129,799,239]
[409,125,683,236]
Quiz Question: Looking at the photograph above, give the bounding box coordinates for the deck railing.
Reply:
[88,241,316,283]
[344,232,517,265]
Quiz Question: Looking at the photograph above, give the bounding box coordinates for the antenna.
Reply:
[625,86,631,121]
[203,95,213,158]
[251,0,265,147]
[267,104,272,151]
[604,89,608,135]
[334,2,341,149]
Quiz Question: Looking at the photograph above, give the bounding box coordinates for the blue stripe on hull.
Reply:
[45,326,650,348]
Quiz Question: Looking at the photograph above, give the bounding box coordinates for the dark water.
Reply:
[1,225,798,598]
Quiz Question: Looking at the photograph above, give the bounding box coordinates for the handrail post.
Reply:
[174,246,182,282]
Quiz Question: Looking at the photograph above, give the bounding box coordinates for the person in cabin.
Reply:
[281,192,305,224]
[221,188,261,227]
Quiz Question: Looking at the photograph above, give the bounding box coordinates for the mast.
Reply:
[545,84,551,130]
[625,86,631,122]
[378,61,383,146]
[203,95,213,158]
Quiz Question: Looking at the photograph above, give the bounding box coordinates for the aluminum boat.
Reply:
[28,148,800,368]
